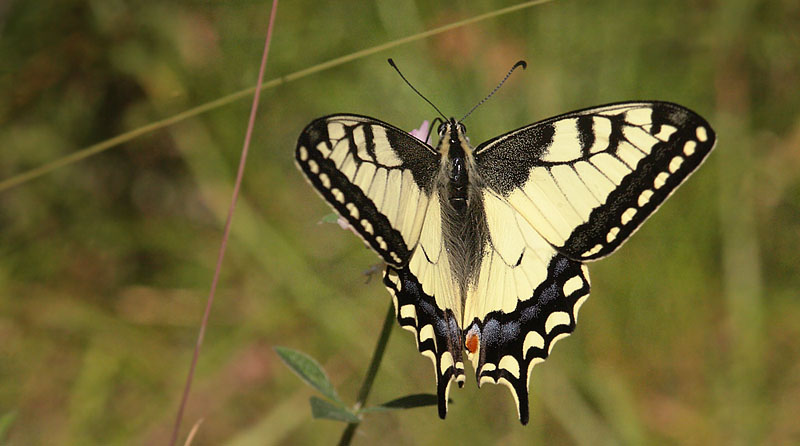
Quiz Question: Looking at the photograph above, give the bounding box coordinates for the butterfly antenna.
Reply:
[459,60,527,123]
[388,59,447,120]
[426,117,444,144]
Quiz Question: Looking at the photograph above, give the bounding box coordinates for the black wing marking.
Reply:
[296,114,440,265]
[474,101,716,260]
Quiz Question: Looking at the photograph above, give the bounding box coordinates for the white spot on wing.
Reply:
[545,311,571,334]
[621,207,637,225]
[440,351,454,372]
[499,355,521,379]
[419,324,434,343]
[523,330,545,353]
[480,363,497,373]
[330,188,344,203]
[298,146,308,161]
[637,189,653,207]
[563,275,584,296]
[360,219,373,234]
[400,304,416,323]
[683,140,697,156]
[606,226,620,243]
[654,172,670,189]
[696,126,708,142]
[375,235,387,250]
[346,202,360,219]
[668,155,684,173]
[318,173,331,189]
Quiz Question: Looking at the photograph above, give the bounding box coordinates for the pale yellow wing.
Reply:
[475,102,716,261]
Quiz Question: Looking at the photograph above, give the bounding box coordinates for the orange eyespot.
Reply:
[465,332,479,354]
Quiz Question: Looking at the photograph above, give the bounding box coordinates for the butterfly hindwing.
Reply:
[296,114,440,265]
[462,190,591,424]
[474,101,716,261]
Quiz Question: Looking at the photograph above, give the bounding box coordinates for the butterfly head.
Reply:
[436,118,468,148]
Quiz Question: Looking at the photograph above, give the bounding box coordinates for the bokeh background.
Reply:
[1,0,799,444]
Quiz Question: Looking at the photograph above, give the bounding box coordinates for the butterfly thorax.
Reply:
[436,120,488,308]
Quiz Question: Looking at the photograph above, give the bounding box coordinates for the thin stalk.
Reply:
[338,303,395,446]
[168,1,279,444]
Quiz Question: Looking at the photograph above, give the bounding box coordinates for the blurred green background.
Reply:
[1,0,799,444]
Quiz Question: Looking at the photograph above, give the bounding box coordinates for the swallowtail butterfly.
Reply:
[295,64,715,424]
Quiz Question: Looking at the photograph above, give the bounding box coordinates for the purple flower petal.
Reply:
[409,120,430,144]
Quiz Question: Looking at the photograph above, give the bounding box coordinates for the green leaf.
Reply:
[274,346,343,405]
[360,393,440,413]
[310,397,360,423]
[0,411,16,442]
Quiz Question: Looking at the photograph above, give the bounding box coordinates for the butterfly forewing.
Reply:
[296,115,439,265]
[474,101,716,261]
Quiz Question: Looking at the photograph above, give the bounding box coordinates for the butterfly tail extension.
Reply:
[384,266,465,419]
[468,255,590,424]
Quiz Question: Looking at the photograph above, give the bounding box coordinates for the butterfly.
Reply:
[295,68,715,424]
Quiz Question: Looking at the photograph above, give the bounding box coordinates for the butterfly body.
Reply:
[295,101,716,424]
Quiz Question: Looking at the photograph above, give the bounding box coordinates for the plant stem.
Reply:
[338,302,395,446]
